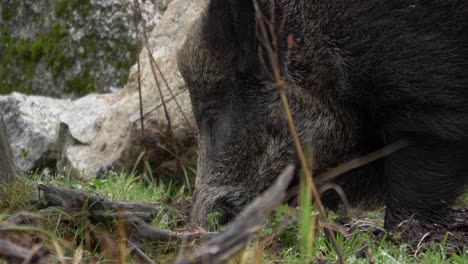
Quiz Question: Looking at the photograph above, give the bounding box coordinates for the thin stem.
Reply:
[133,0,184,182]
[253,1,345,262]
[132,0,145,141]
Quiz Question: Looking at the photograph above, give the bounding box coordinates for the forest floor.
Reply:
[1,170,467,263]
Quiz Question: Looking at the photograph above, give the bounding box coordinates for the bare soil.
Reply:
[394,207,468,251]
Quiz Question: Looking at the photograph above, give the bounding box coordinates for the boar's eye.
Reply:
[203,114,217,142]
[198,107,232,153]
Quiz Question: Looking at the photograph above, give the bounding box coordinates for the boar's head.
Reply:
[177,0,356,228]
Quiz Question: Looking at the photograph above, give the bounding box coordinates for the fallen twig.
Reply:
[130,218,216,243]
[0,238,50,264]
[127,239,156,264]
[172,165,295,264]
[34,184,216,244]
[37,184,161,215]
[4,211,41,225]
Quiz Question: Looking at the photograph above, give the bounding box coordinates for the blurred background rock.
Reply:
[0,0,165,97]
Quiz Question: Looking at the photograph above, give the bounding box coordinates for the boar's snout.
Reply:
[190,188,244,229]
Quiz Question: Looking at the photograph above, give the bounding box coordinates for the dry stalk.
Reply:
[118,218,127,264]
[413,232,431,257]
[52,241,66,264]
[133,0,184,182]
[126,239,155,264]
[252,1,345,262]
[316,139,409,185]
[367,246,375,264]
[132,0,145,141]
[132,0,197,139]
[319,183,354,220]
[156,141,197,175]
[153,60,198,138]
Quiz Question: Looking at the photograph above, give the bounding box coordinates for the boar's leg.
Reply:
[383,138,467,230]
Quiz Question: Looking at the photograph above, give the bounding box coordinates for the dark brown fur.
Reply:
[177,0,468,229]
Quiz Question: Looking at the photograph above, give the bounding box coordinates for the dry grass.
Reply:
[0,172,467,263]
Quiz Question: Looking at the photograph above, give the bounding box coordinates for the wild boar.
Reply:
[177,0,468,229]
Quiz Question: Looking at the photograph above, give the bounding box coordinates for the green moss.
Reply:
[1,1,18,22]
[65,70,95,96]
[0,22,74,94]
[30,41,44,62]
[40,23,73,80]
[1,0,137,96]
[116,41,137,86]
[80,36,137,88]
[54,0,91,18]
[1,8,13,22]
[115,61,130,86]
[54,1,69,18]
[118,72,129,86]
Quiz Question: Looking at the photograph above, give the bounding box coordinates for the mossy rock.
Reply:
[0,0,148,97]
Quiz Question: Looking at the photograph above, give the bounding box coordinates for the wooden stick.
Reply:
[127,239,156,264]
[173,165,295,264]
[37,184,161,214]
[0,238,50,264]
[131,218,217,242]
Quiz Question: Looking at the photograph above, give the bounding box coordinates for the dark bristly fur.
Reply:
[177,0,468,229]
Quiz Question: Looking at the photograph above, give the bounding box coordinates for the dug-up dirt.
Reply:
[394,206,468,251]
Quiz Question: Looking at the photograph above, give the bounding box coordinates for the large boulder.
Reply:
[0,93,109,171]
[0,0,206,178]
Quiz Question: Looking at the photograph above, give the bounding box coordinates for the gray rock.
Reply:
[0,93,108,171]
[0,0,204,178]
[0,93,68,170]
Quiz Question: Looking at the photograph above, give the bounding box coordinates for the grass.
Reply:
[0,170,187,263]
[1,170,467,263]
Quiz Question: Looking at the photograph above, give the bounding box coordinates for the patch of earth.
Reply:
[393,207,467,251]
[164,197,192,229]
[346,206,468,256]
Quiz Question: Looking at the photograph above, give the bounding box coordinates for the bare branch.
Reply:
[133,1,197,138]
[173,165,295,264]
[37,184,161,215]
[131,219,216,243]
[0,239,50,264]
[127,239,156,264]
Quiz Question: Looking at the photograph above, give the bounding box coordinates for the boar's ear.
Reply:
[228,0,258,78]
[206,0,258,78]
